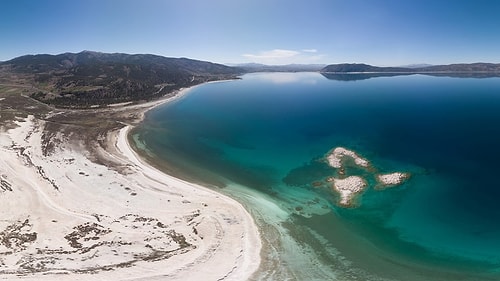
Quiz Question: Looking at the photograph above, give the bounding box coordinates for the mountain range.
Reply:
[0,51,241,107]
[2,51,500,108]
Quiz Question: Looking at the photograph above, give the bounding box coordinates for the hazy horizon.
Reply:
[2,0,500,65]
[1,50,444,67]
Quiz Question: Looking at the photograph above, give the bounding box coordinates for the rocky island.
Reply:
[377,172,410,187]
[326,147,370,168]
[324,147,410,207]
[329,176,367,206]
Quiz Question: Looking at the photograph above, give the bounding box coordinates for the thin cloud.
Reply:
[242,48,325,64]
[243,49,300,60]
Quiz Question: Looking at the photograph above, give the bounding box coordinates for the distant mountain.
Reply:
[0,51,242,108]
[321,63,500,73]
[235,63,326,72]
[321,63,409,73]
[321,72,410,82]
[422,63,500,72]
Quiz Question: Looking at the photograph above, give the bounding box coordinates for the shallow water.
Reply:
[134,72,500,280]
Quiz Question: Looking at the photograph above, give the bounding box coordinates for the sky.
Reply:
[1,0,500,65]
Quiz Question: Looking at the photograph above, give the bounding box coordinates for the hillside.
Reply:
[321,63,409,73]
[0,51,242,108]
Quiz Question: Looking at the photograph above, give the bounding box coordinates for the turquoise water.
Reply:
[135,73,500,280]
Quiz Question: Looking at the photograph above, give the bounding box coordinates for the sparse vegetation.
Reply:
[0,51,242,108]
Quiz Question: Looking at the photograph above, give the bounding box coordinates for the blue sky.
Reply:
[1,0,500,65]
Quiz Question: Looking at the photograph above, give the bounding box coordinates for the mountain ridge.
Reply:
[0,51,242,108]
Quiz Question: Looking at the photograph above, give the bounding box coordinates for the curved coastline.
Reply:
[118,124,262,281]
[119,82,263,280]
[0,81,261,280]
[113,82,263,280]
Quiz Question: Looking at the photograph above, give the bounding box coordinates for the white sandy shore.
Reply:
[0,114,261,279]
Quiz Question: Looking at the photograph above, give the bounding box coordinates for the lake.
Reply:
[133,72,500,280]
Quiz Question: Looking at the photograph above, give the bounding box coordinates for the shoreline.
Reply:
[117,125,263,280]
[0,80,261,280]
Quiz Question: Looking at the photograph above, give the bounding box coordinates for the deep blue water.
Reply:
[135,73,500,280]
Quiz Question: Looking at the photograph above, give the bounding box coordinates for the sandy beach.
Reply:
[0,86,261,280]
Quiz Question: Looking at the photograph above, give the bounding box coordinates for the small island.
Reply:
[326,147,370,168]
[376,172,410,188]
[328,176,367,206]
